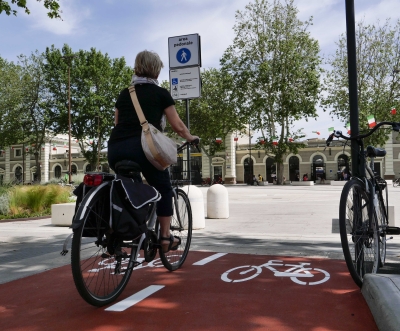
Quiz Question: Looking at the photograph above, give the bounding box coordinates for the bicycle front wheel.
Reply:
[339,179,379,288]
[158,188,192,271]
[71,184,136,306]
[376,189,388,267]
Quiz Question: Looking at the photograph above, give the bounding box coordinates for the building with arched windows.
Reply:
[1,131,399,185]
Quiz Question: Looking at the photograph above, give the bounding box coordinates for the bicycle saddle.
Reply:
[114,160,142,178]
[366,146,386,158]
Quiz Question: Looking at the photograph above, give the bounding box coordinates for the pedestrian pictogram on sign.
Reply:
[177,48,191,64]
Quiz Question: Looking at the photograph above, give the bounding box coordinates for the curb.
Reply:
[362,274,400,331]
[0,216,51,223]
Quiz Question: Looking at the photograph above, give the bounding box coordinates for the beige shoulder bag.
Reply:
[128,86,177,171]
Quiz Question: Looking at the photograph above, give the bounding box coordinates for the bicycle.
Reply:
[393,176,400,187]
[221,259,330,286]
[325,122,400,287]
[68,140,198,306]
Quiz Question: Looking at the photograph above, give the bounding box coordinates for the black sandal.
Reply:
[159,234,181,253]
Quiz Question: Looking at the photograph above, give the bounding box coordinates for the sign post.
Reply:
[168,33,201,183]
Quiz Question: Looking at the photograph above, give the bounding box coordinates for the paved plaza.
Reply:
[1,184,400,285]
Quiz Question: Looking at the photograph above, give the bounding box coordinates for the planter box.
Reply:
[51,203,75,226]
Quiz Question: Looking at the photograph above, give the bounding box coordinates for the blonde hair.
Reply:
[134,50,164,79]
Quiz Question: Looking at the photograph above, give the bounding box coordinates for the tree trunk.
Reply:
[34,152,41,182]
[276,162,284,185]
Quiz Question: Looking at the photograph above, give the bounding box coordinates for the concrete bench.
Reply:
[258,181,268,186]
[290,181,314,186]
[51,203,75,226]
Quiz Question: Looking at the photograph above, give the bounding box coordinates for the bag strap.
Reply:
[128,86,169,169]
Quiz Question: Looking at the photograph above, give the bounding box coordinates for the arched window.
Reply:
[265,157,276,183]
[311,155,325,181]
[85,164,92,172]
[337,154,350,180]
[15,166,22,182]
[244,157,253,184]
[71,164,77,175]
[289,156,299,181]
[55,166,61,178]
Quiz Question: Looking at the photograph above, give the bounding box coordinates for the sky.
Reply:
[1,0,400,141]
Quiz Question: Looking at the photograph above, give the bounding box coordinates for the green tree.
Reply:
[44,44,132,170]
[220,0,321,184]
[0,0,61,18]
[0,57,24,148]
[0,52,55,182]
[322,19,400,147]
[162,68,245,179]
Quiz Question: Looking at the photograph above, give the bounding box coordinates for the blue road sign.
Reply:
[172,78,178,85]
[176,48,191,64]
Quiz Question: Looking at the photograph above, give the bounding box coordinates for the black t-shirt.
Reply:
[109,84,175,142]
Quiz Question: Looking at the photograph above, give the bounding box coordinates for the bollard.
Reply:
[207,184,229,219]
[181,185,205,229]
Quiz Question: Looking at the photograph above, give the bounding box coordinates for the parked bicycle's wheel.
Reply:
[376,192,388,267]
[71,184,136,306]
[339,179,379,288]
[158,189,192,271]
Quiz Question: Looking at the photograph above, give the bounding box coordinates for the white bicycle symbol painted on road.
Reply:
[88,254,178,274]
[221,260,330,285]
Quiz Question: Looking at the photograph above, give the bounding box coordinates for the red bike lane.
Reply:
[0,251,377,331]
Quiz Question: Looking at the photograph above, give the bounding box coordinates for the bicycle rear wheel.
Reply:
[71,184,137,306]
[158,188,192,271]
[339,179,379,288]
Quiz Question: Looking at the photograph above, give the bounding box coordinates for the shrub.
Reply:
[0,193,10,215]
[7,184,71,217]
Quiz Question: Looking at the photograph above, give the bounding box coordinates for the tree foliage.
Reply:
[44,44,132,169]
[0,57,23,148]
[0,0,61,19]
[167,68,245,158]
[220,0,321,184]
[322,19,400,147]
[0,51,55,182]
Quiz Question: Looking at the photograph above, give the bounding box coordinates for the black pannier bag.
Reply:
[111,175,161,240]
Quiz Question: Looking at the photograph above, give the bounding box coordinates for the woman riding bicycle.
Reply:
[108,50,199,253]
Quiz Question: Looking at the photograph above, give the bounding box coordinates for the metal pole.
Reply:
[22,128,24,185]
[345,0,361,177]
[186,99,191,183]
[249,123,252,184]
[97,116,100,171]
[68,64,72,183]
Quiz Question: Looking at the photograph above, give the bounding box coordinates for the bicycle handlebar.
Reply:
[177,138,200,153]
[325,121,400,147]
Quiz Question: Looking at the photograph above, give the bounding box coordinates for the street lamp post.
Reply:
[249,122,252,184]
[62,55,75,184]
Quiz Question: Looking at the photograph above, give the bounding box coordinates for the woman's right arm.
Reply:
[164,105,198,141]
[114,108,119,126]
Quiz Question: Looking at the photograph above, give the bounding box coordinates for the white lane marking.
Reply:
[105,285,164,312]
[193,253,227,265]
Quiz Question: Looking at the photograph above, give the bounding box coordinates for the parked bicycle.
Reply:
[66,140,198,306]
[393,176,400,187]
[326,122,400,287]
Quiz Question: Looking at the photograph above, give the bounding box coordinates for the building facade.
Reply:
[1,132,399,185]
